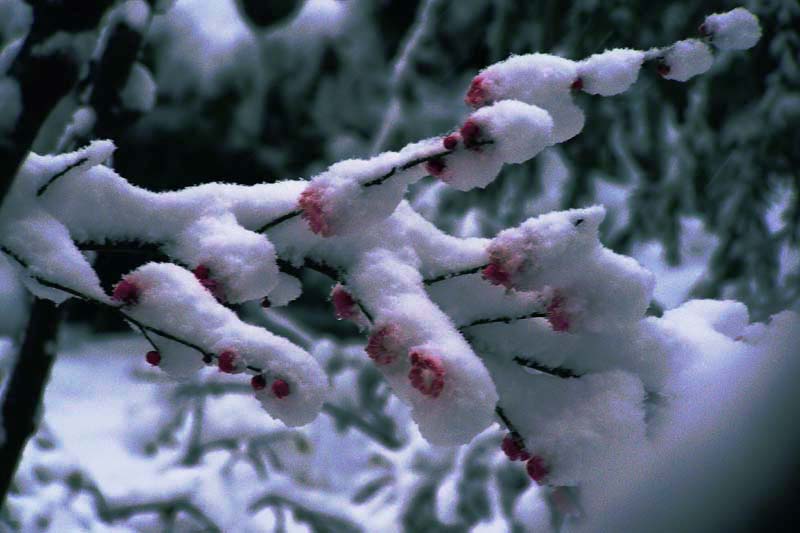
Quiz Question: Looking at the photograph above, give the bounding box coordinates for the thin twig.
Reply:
[36,157,89,196]
[424,264,488,285]
[459,310,546,330]
[512,356,581,379]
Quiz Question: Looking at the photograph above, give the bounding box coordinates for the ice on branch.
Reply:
[658,39,713,82]
[702,8,762,50]
[467,54,584,143]
[576,49,645,96]
[121,263,328,425]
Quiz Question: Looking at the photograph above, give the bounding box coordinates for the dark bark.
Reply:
[0,299,61,504]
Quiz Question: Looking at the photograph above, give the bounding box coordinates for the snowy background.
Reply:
[1,0,799,531]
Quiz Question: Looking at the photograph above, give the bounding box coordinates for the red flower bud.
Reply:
[272,378,290,399]
[112,278,139,305]
[145,350,161,366]
[526,455,549,484]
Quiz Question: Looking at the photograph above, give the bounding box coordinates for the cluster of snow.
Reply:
[467,53,583,143]
[434,100,555,191]
[660,39,714,82]
[577,48,645,96]
[483,206,654,332]
[703,7,762,50]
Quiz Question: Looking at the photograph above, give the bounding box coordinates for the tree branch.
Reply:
[0,299,61,504]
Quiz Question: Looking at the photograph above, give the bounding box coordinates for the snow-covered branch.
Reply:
[0,5,780,508]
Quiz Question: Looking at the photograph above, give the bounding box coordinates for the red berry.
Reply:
[408,349,446,398]
[145,350,161,366]
[481,262,512,289]
[112,279,139,305]
[460,119,483,150]
[465,75,488,108]
[443,133,460,150]
[272,378,290,399]
[526,455,549,484]
[424,157,447,177]
[501,434,531,461]
[570,77,583,91]
[251,374,267,391]
[192,265,210,280]
[657,63,671,77]
[218,350,242,374]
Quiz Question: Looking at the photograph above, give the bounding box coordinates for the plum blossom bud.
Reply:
[424,157,447,178]
[251,374,267,391]
[330,283,362,322]
[408,348,446,398]
[366,324,405,365]
[193,265,225,302]
[112,278,139,305]
[145,350,161,366]
[482,242,526,290]
[218,350,245,374]
[271,378,290,399]
[546,292,571,332]
[501,433,531,461]
[443,133,461,150]
[465,74,490,108]
[460,119,484,150]
[298,185,332,236]
[482,262,513,289]
[526,455,549,484]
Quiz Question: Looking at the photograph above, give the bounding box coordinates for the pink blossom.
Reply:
[272,378,290,399]
[481,262,512,289]
[546,292,571,332]
[408,348,446,398]
[298,185,332,237]
[459,119,484,150]
[218,350,244,374]
[365,324,404,365]
[465,75,489,108]
[501,433,531,461]
[525,455,549,484]
[192,265,226,302]
[331,283,360,321]
[424,157,447,178]
[112,278,139,305]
